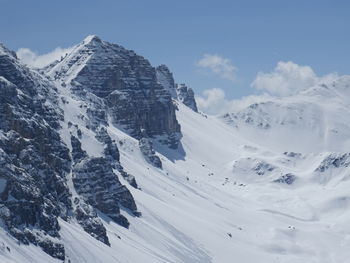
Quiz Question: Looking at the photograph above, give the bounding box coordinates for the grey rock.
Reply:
[72,157,138,227]
[139,137,162,169]
[95,127,138,188]
[176,84,198,112]
[273,174,296,185]
[315,153,350,172]
[156,64,177,99]
[71,135,87,163]
[95,127,120,163]
[254,161,275,176]
[74,197,110,246]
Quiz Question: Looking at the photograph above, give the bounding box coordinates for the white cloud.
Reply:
[196,88,272,115]
[196,88,231,115]
[251,61,320,97]
[17,46,74,68]
[196,54,237,81]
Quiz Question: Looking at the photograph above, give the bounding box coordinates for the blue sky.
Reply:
[1,0,350,102]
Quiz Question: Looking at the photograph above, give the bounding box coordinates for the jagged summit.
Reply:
[45,36,182,147]
[78,35,122,52]
[0,44,16,58]
[82,34,103,45]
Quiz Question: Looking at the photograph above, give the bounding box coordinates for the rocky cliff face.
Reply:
[176,83,198,112]
[156,64,198,113]
[156,64,177,99]
[0,44,71,259]
[47,36,181,143]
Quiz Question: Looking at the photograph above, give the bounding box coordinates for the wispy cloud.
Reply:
[196,88,272,115]
[251,61,337,97]
[17,46,74,68]
[196,54,237,81]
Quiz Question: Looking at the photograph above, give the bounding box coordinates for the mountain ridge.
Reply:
[1,36,350,263]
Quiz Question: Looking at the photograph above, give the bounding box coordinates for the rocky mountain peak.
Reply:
[46,36,182,145]
[82,35,103,45]
[0,37,201,261]
[0,42,140,259]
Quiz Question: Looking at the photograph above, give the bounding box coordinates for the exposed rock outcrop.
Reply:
[156,64,177,99]
[74,197,110,245]
[139,137,162,169]
[72,157,137,228]
[315,153,350,172]
[71,135,87,163]
[273,174,296,185]
[176,83,198,112]
[95,127,137,188]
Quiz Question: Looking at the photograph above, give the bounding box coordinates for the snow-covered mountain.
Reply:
[1,36,350,263]
[221,77,350,153]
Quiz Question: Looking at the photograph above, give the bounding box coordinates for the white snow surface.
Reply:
[2,72,350,262]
